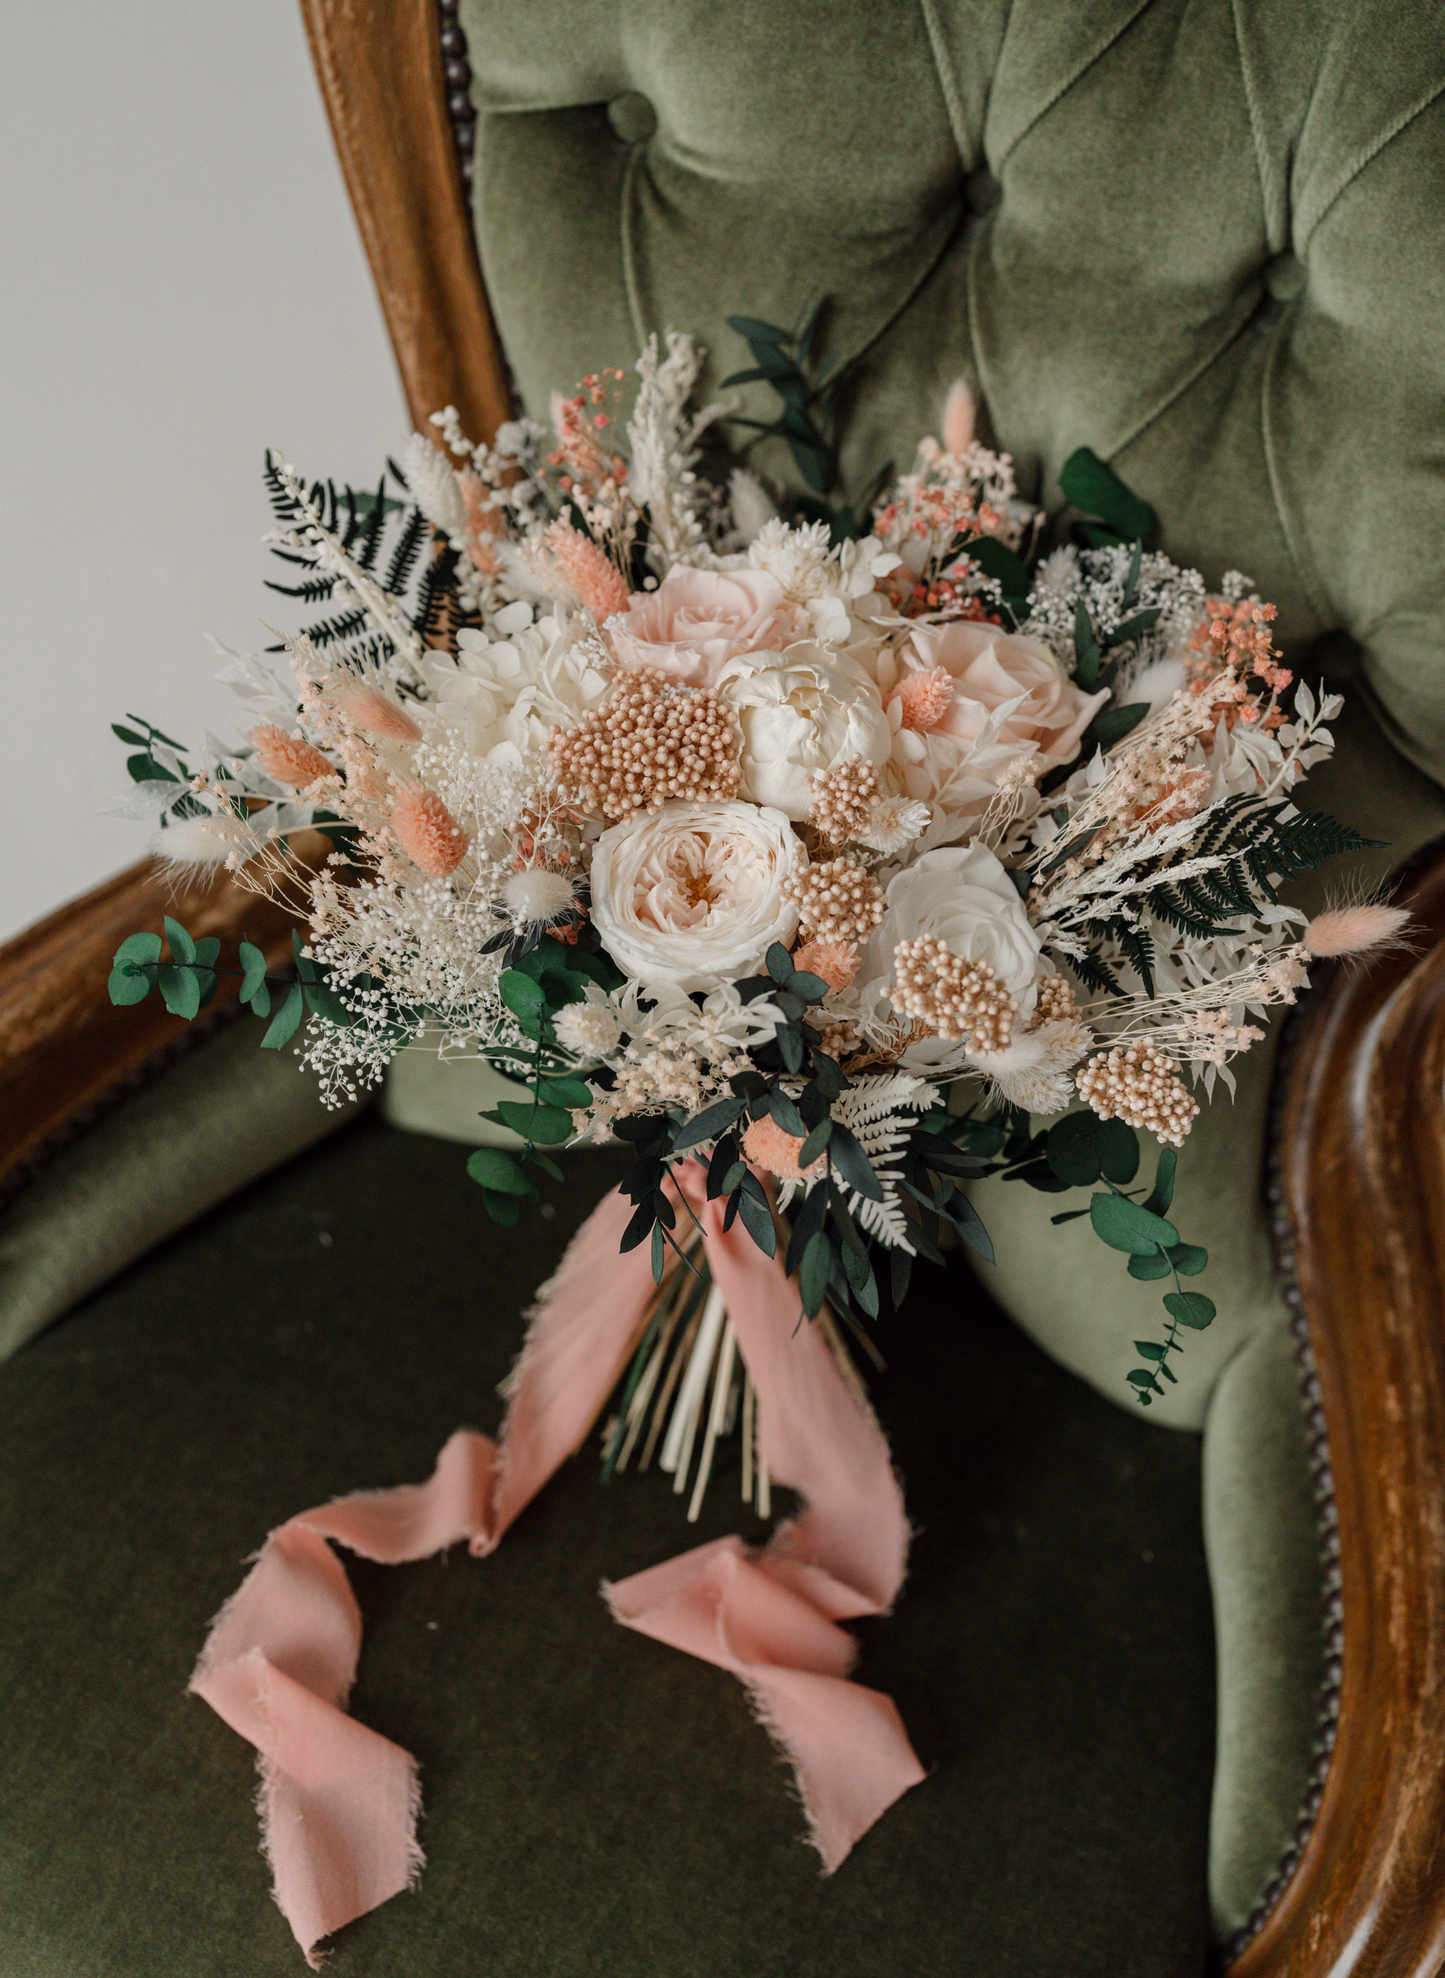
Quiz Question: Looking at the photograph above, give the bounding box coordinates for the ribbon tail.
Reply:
[188,1182,664,1963]
[604,1172,925,1869]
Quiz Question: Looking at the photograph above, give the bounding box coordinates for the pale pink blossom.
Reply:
[608,566,807,689]
[884,621,1108,820]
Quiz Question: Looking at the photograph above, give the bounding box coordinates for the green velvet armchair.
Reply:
[3,2,1444,1971]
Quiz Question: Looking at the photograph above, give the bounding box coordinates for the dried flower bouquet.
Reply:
[102,312,1405,1962]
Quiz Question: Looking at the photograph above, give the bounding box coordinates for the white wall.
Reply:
[0,3,404,941]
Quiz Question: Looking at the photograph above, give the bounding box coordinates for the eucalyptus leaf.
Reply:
[1089,1193,1178,1255]
[1163,1290,1216,1329]
[260,982,304,1049]
[157,964,201,1020]
[107,961,154,1006]
[163,916,196,965]
[466,1147,536,1196]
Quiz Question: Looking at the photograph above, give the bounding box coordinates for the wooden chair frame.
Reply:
[2,3,1441,1969]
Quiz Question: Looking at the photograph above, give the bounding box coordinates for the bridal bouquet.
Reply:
[105,316,1398,1963]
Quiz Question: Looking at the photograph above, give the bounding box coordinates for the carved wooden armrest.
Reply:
[1231,836,1445,1977]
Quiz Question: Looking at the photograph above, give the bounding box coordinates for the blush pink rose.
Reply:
[885,621,1109,818]
[608,567,807,689]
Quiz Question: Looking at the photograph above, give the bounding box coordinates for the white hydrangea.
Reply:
[421,606,610,766]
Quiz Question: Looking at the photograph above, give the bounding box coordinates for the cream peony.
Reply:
[883,620,1109,820]
[589,799,804,992]
[608,566,806,689]
[716,646,893,820]
[423,608,609,766]
[863,843,1043,1025]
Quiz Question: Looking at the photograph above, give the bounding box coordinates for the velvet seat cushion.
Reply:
[0,1114,1218,1977]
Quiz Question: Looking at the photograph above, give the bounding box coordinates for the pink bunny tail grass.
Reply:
[543,520,631,618]
[942,379,975,455]
[341,683,423,744]
[1303,901,1413,959]
[250,723,334,791]
[391,786,470,877]
[893,667,954,733]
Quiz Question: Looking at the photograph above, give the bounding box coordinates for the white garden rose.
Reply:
[861,842,1043,1025]
[588,799,804,993]
[423,608,609,765]
[608,566,806,689]
[715,646,893,820]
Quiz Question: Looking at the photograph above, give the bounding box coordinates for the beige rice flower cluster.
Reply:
[807,755,880,843]
[549,668,740,819]
[782,855,885,941]
[890,937,1017,1051]
[1032,972,1079,1025]
[1076,1041,1200,1147]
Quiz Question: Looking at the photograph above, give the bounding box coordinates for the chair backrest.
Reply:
[292,8,1445,1972]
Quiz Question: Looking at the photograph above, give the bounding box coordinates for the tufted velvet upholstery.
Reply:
[462,0,1445,782]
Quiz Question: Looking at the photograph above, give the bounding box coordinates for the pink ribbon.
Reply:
[190,1165,924,1966]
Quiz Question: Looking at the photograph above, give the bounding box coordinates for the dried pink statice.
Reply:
[549,669,740,819]
[742,1115,825,1184]
[792,937,858,993]
[1076,1042,1199,1147]
[390,786,470,877]
[892,667,954,733]
[889,937,1017,1052]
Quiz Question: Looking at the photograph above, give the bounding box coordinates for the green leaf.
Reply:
[1127,1369,1162,1391]
[766,943,793,985]
[465,1147,537,1196]
[726,314,791,348]
[107,961,154,1006]
[489,1100,574,1145]
[536,1075,595,1110]
[1103,607,1162,649]
[1073,601,1103,690]
[1163,1290,1216,1329]
[829,1124,884,1202]
[1142,1146,1177,1216]
[737,1187,776,1259]
[767,1087,807,1137]
[482,1188,522,1227]
[499,970,548,1031]
[1091,703,1150,749]
[1096,1118,1140,1185]
[249,980,272,1019]
[798,1119,833,1168]
[1050,1206,1091,1224]
[303,979,352,1027]
[113,931,163,968]
[163,916,196,965]
[955,534,1030,601]
[1058,447,1156,542]
[672,1095,747,1151]
[127,753,177,783]
[1045,1113,1102,1187]
[193,936,221,969]
[1134,1341,1168,1362]
[1127,1250,1173,1280]
[789,970,829,1004]
[260,982,304,1048]
[1166,1243,1208,1276]
[112,723,150,746]
[799,1232,831,1317]
[157,964,201,1019]
[1089,1193,1178,1255]
[239,940,268,1006]
[651,1222,666,1282]
[949,1191,996,1266]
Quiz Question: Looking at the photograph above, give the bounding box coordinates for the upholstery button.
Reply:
[608,92,658,145]
[965,168,1001,217]
[1263,252,1305,302]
